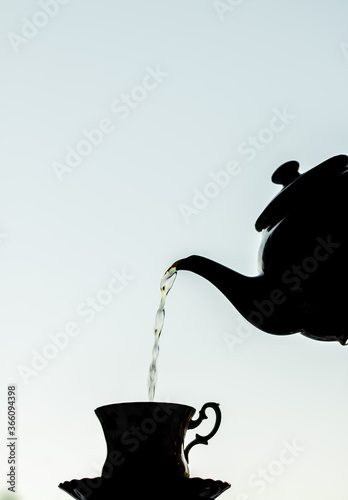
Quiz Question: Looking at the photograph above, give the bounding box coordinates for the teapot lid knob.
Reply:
[271,160,300,187]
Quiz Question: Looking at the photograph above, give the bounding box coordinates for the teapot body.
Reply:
[255,158,348,343]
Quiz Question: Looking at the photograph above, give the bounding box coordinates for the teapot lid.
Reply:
[255,154,348,232]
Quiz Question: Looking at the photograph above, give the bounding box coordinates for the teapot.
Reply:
[173,155,348,344]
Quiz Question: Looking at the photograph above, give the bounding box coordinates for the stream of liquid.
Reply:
[148,266,177,401]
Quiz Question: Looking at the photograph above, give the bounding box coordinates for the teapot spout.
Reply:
[172,255,297,336]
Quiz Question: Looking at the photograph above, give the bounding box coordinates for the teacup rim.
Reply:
[94,401,195,412]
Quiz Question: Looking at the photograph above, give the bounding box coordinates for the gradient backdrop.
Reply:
[1,1,348,499]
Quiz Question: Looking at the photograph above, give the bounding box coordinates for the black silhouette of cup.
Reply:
[95,401,222,480]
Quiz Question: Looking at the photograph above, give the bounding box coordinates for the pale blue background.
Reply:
[1,1,348,499]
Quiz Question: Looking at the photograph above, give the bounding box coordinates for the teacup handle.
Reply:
[184,402,221,463]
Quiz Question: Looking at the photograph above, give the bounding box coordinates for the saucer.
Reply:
[59,474,231,500]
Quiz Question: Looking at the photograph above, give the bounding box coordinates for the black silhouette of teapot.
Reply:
[173,155,348,344]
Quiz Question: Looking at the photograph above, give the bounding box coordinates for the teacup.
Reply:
[95,401,221,479]
[59,401,230,500]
